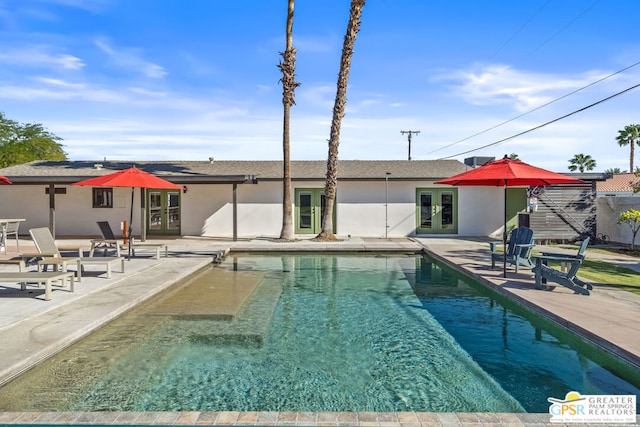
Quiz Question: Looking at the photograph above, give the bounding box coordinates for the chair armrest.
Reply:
[20,252,59,258]
[515,243,535,249]
[57,247,84,257]
[534,255,582,265]
[540,251,580,259]
[489,241,503,251]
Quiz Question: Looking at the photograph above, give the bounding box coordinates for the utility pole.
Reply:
[400,130,420,160]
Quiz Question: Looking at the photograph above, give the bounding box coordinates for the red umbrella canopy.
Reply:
[435,156,584,278]
[0,176,11,185]
[71,166,180,189]
[435,157,584,187]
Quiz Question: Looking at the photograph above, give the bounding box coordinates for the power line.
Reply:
[491,0,551,59]
[538,0,601,49]
[428,59,640,155]
[437,82,640,160]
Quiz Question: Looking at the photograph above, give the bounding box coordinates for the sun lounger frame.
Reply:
[0,271,75,300]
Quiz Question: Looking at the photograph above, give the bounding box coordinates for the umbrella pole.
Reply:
[503,181,507,278]
[128,187,134,260]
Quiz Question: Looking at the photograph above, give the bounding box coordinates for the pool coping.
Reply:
[0,410,569,426]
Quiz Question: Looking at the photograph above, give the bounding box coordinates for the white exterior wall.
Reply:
[331,181,501,238]
[597,196,640,246]
[337,181,410,237]
[1,180,504,238]
[181,181,283,238]
[180,184,234,237]
[0,185,142,237]
[457,186,505,238]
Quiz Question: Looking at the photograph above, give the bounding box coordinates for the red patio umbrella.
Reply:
[72,166,180,259]
[0,176,11,185]
[435,156,585,277]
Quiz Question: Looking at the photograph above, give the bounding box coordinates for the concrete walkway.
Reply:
[0,235,638,426]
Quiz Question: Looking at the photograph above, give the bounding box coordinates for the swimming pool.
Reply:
[0,253,637,413]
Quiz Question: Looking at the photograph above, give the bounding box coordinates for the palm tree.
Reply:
[616,124,640,173]
[316,0,366,240]
[568,153,596,173]
[278,0,300,241]
[604,167,623,174]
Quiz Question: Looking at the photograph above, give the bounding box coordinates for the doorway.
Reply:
[416,188,458,234]
[295,188,336,234]
[147,190,181,235]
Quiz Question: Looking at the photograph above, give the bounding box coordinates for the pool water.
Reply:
[0,254,637,413]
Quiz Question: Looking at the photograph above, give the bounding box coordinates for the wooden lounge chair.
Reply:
[532,237,592,295]
[91,221,167,260]
[0,271,75,300]
[27,227,124,279]
[89,221,121,257]
[120,242,168,260]
[490,227,535,273]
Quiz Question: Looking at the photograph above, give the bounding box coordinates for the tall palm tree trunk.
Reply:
[316,0,366,240]
[278,0,299,240]
[616,125,640,173]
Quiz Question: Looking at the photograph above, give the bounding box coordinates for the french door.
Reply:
[147,190,181,235]
[295,188,335,234]
[416,188,458,234]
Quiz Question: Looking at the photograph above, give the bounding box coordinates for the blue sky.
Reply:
[1,0,639,172]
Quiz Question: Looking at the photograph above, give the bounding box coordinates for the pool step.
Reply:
[145,267,265,319]
[176,275,284,346]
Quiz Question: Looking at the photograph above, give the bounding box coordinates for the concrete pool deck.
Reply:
[0,235,638,426]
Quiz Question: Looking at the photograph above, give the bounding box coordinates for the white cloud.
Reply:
[435,64,611,112]
[294,35,338,53]
[23,0,112,14]
[0,82,124,102]
[34,76,84,88]
[298,84,335,109]
[256,84,273,92]
[0,46,84,70]
[94,38,167,79]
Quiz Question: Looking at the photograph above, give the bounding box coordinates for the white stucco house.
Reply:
[0,159,525,240]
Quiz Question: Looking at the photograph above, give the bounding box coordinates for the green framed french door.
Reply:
[416,188,458,234]
[147,189,181,235]
[295,188,336,234]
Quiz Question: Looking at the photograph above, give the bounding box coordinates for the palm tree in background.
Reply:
[616,124,640,174]
[568,153,596,173]
[278,0,300,241]
[317,0,366,240]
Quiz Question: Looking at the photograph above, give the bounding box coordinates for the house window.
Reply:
[93,188,113,208]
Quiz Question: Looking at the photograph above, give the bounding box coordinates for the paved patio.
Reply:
[0,235,638,426]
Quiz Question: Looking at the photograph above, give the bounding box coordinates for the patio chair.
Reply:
[532,237,592,295]
[0,220,21,253]
[89,221,121,257]
[489,227,535,273]
[27,227,124,279]
[23,227,82,259]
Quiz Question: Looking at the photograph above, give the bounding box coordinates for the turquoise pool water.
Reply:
[0,254,637,413]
